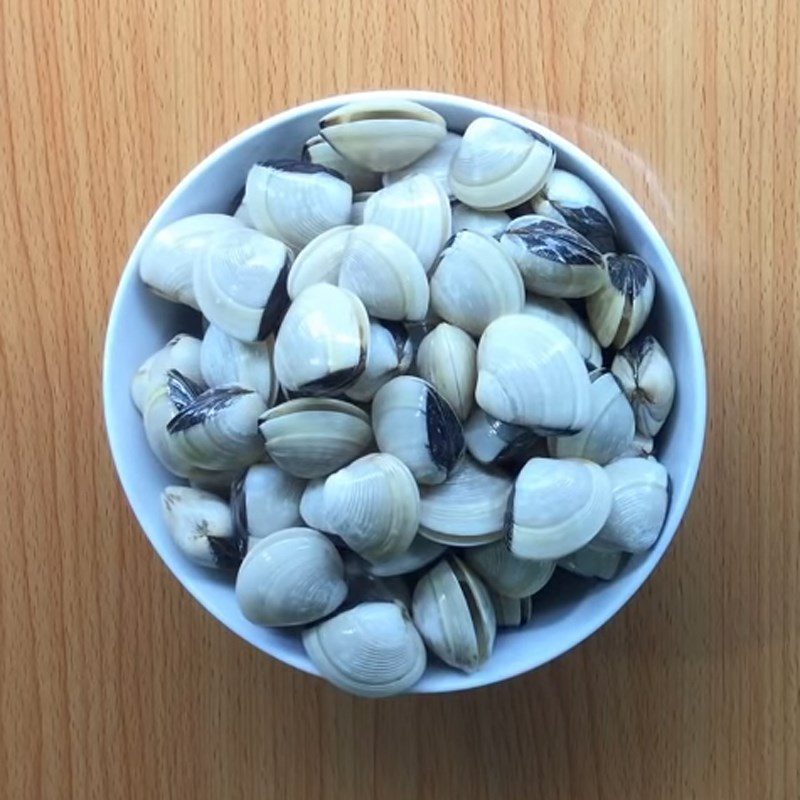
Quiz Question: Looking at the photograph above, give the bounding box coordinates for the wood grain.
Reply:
[0,0,797,797]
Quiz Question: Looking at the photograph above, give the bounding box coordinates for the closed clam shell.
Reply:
[132,334,203,413]
[258,398,372,479]
[273,284,369,396]
[463,407,547,471]
[345,321,413,403]
[363,174,452,271]
[506,457,613,560]
[303,601,427,697]
[464,540,555,598]
[244,160,352,250]
[138,213,242,309]
[532,169,617,253]
[323,453,420,563]
[476,314,592,433]
[302,134,382,192]
[299,478,334,534]
[449,117,555,211]
[418,457,511,546]
[415,323,477,421]
[286,225,354,300]
[499,215,605,298]
[429,230,524,337]
[161,485,245,569]
[586,253,656,348]
[319,99,447,172]
[548,370,635,465]
[595,457,669,553]
[412,557,496,673]
[372,376,465,485]
[521,295,602,369]
[382,132,462,197]
[231,462,305,542]
[489,592,534,627]
[337,224,429,321]
[341,552,412,610]
[557,542,624,580]
[193,227,291,342]
[236,527,347,626]
[364,535,447,577]
[611,335,676,437]
[200,324,277,403]
[166,383,268,471]
[451,203,510,237]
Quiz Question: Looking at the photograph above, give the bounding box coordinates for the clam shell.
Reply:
[506,457,613,560]
[475,314,592,433]
[450,203,510,237]
[302,134,382,192]
[418,457,511,546]
[132,334,204,413]
[258,398,372,479]
[231,462,305,541]
[463,407,547,470]
[273,284,369,396]
[244,160,352,250]
[489,592,534,627]
[415,323,477,421]
[236,527,347,626]
[299,478,334,534]
[557,542,624,580]
[286,225,354,300]
[302,601,427,697]
[464,540,555,598]
[319,99,447,172]
[372,376,465,485]
[449,117,555,211]
[345,321,413,403]
[342,552,412,610]
[364,535,447,577]
[429,230,524,336]
[349,191,373,224]
[382,132,462,197]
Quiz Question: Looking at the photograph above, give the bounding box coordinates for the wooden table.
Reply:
[1,1,796,797]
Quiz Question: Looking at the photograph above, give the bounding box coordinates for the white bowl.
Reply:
[103,90,707,694]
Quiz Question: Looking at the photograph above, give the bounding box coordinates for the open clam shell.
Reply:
[302,134,382,192]
[382,132,462,197]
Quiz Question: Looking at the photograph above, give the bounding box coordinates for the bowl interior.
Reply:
[103,91,707,693]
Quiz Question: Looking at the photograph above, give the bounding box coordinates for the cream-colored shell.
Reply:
[286,225,354,300]
[302,134,382,192]
[131,334,203,413]
[382,132,462,197]
[231,463,305,540]
[464,541,555,598]
[451,203,510,237]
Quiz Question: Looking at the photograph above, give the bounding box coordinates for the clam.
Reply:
[236,527,347,626]
[258,397,372,479]
[193,227,291,342]
[233,198,254,227]
[342,552,412,610]
[299,478,334,534]
[382,132,462,197]
[323,453,420,563]
[161,485,245,568]
[302,134,382,192]
[337,224,429,321]
[475,314,592,433]
[345,320,414,403]
[200,324,277,403]
[273,284,369,396]
[405,307,442,352]
[463,407,547,470]
[415,323,477,421]
[548,369,635,465]
[138,213,242,309]
[532,169,617,253]
[231,462,305,542]
[616,432,655,459]
[244,159,352,250]
[586,253,656,348]
[363,174,452,271]
[464,540,555,598]
[521,295,602,369]
[372,376,465,485]
[506,457,613,560]
[557,542,624,580]
[595,457,669,553]
[611,335,676,436]
[490,592,534,627]
[499,215,605,297]
[319,99,447,172]
[449,117,555,211]
[286,225,353,300]
[412,557,496,673]
[166,381,268,471]
[429,230,524,336]
[418,457,511,546]
[450,202,510,238]
[349,191,373,224]
[186,466,242,497]
[364,535,447,577]
[131,334,204,413]
[303,601,427,697]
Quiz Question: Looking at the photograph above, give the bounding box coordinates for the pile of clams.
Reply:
[133,99,676,697]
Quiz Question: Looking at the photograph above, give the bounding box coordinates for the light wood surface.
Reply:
[1,1,797,797]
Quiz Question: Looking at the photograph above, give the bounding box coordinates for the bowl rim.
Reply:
[103,89,708,693]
